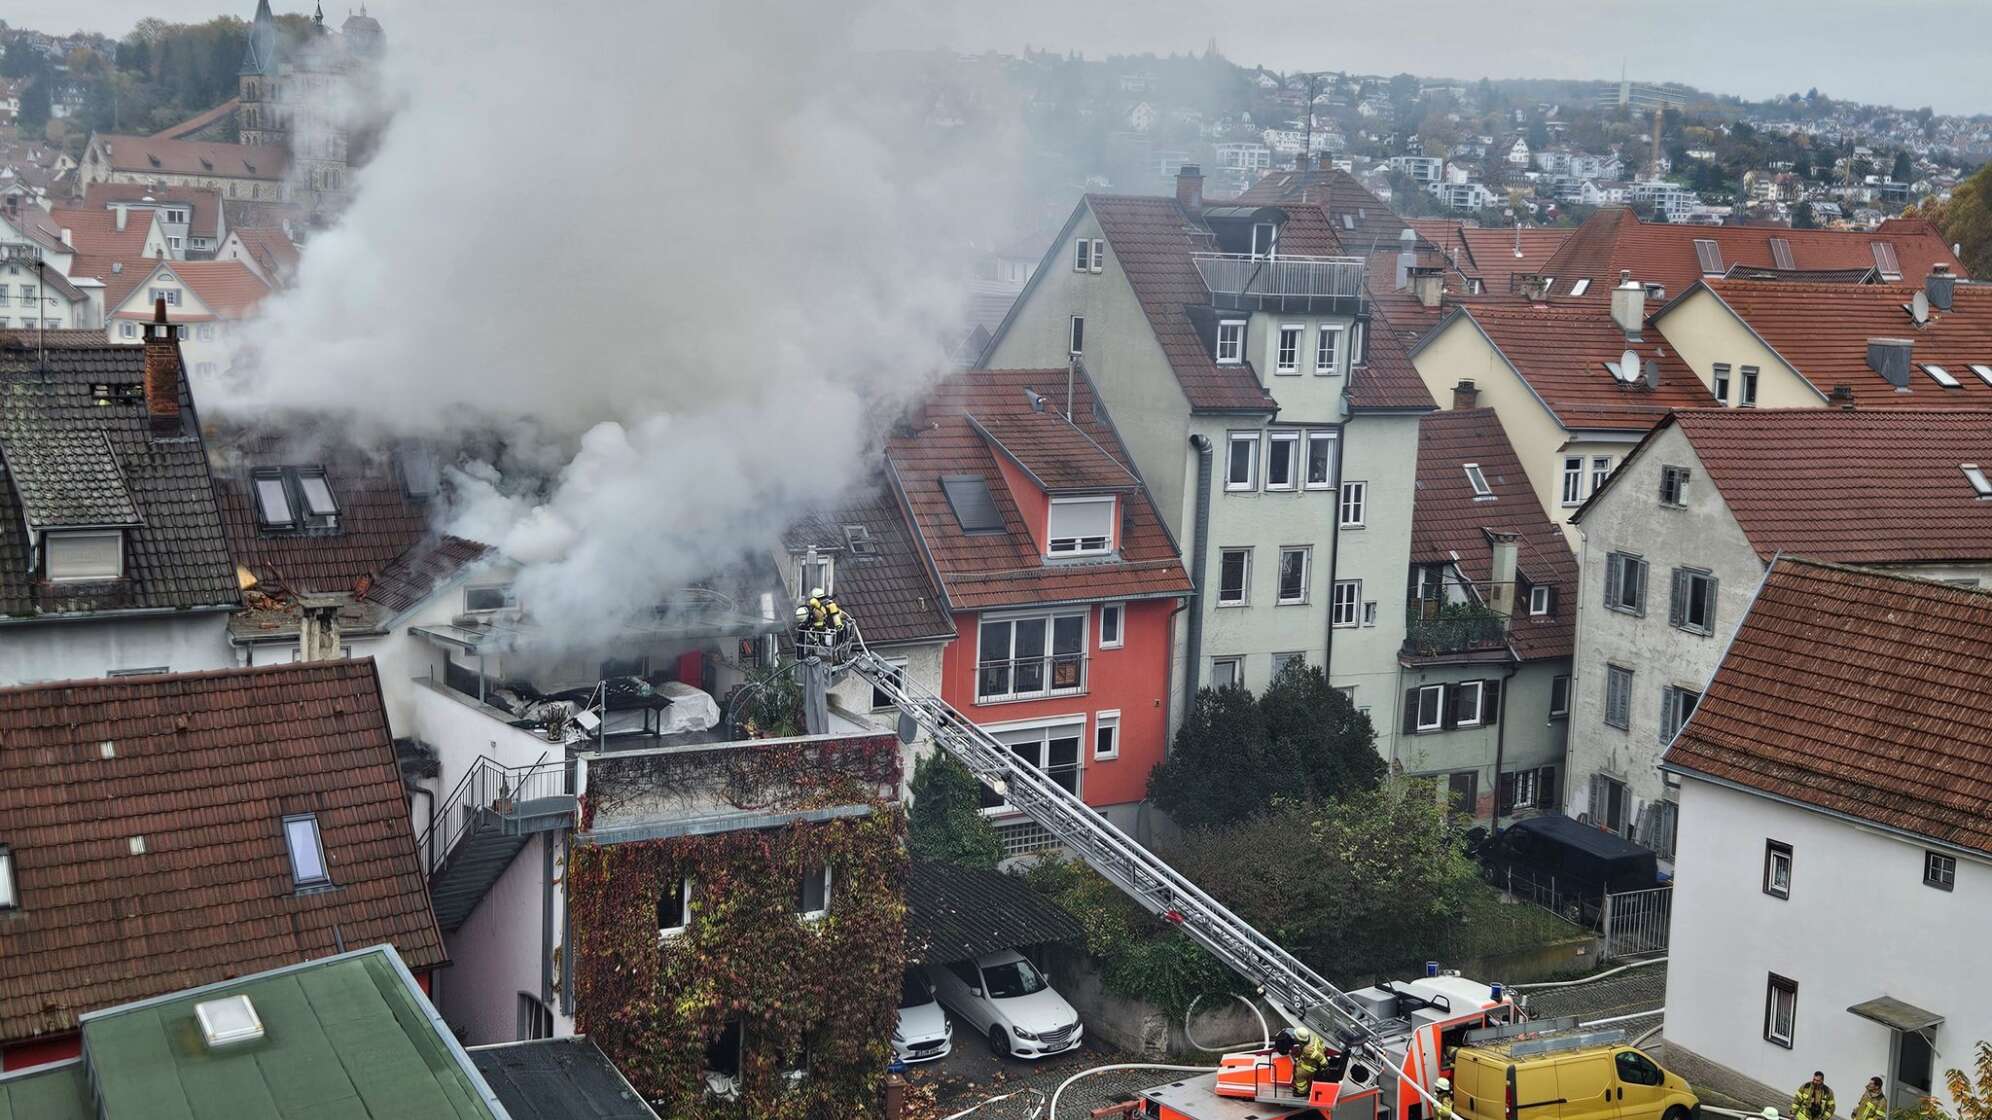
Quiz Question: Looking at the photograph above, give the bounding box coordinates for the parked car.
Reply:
[893,967,953,1063]
[1452,1041,1698,1120]
[926,950,1083,1059]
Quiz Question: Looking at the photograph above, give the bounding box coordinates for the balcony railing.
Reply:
[1402,605,1509,657]
[976,654,1088,703]
[1192,252,1366,301]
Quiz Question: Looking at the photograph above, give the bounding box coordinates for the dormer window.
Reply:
[1047,496,1114,556]
[1251,222,1278,260]
[44,530,124,582]
[798,552,834,596]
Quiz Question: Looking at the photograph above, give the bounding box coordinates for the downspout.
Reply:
[540,832,556,1017]
[1185,434,1214,700]
[1489,658,1520,833]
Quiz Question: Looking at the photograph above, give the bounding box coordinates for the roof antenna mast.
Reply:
[1065,355,1076,420]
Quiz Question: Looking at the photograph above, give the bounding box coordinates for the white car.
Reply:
[893,967,953,1063]
[927,950,1083,1060]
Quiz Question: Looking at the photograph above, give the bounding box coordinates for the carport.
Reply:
[904,860,1084,965]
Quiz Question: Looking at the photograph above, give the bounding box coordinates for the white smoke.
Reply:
[218,0,1029,637]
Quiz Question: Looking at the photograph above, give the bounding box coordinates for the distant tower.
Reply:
[237,0,280,145]
[232,0,383,208]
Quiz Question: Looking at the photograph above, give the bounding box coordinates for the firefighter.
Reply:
[1434,1076,1456,1120]
[1794,1071,1836,1120]
[1290,1026,1329,1098]
[823,592,854,656]
[1852,1078,1887,1120]
[793,605,812,647]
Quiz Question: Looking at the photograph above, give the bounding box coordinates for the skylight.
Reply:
[1964,464,1992,498]
[284,814,330,888]
[1568,278,1590,296]
[1871,241,1902,279]
[1464,463,1493,498]
[842,524,878,556]
[195,994,265,1049]
[940,475,1004,533]
[1925,364,1960,388]
[1693,239,1724,276]
[251,471,294,529]
[1972,364,1992,386]
[1769,237,1796,270]
[296,472,338,518]
[0,845,14,909]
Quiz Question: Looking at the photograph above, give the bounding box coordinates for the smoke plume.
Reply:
[219,0,1028,637]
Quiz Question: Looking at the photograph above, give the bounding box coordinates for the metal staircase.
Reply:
[420,754,575,934]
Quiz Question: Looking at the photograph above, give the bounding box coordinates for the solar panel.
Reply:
[941,475,1005,533]
[1693,239,1724,276]
[1768,238,1795,270]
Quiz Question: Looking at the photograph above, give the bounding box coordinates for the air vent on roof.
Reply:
[940,475,1004,533]
[1866,338,1913,387]
[843,524,878,556]
[195,994,265,1049]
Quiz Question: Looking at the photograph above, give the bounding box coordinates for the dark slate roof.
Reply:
[363,534,493,616]
[1664,559,1992,857]
[782,482,953,646]
[0,331,239,619]
[905,861,1085,964]
[0,430,142,528]
[469,1038,660,1120]
[0,661,449,1041]
[1236,166,1414,249]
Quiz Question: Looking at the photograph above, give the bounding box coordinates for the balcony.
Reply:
[1402,603,1510,660]
[975,653,1088,704]
[1192,252,1367,314]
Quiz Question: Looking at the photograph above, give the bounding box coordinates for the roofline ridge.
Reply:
[0,656,374,699]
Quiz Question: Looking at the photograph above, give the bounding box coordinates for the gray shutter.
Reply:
[1633,559,1649,616]
[1604,555,1621,608]
[1482,678,1502,724]
[1441,685,1458,729]
[1541,765,1559,811]
[1705,573,1719,630]
[1669,568,1687,627]
[1404,687,1421,734]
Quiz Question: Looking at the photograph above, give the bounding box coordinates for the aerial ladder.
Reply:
[798,627,1519,1119]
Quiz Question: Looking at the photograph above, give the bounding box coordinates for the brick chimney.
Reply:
[142,297,183,434]
[1175,164,1204,211]
[1487,531,1519,618]
[1610,269,1645,338]
[1452,380,1479,410]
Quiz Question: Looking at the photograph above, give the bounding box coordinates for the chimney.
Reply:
[58,227,71,247]
[1452,379,1479,410]
[1175,164,1204,211]
[1926,263,1955,312]
[1411,266,1444,309]
[1610,270,1645,338]
[1829,384,1856,409]
[114,202,128,231]
[142,297,183,433]
[1395,227,1418,290]
[297,596,344,662]
[1866,338,1913,388]
[1487,531,1519,618]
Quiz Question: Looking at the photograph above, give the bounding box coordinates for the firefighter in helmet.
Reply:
[1290,1026,1329,1098]
[1434,1076,1456,1120]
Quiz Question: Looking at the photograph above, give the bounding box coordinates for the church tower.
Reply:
[237,0,281,146]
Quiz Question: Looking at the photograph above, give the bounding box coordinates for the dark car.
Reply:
[1478,815,1660,921]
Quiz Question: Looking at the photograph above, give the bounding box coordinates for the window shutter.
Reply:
[1706,574,1719,628]
[1540,765,1560,811]
[1588,774,1606,822]
[1498,771,1517,813]
[1090,239,1105,273]
[1669,568,1687,627]
[1482,678,1501,724]
[1604,556,1621,608]
[1546,587,1559,615]
[1441,685,1458,729]
[1633,559,1649,616]
[1403,687,1420,734]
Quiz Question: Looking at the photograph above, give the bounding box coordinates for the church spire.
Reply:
[239,0,278,76]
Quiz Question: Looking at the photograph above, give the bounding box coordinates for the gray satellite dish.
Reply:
[1912,290,1930,324]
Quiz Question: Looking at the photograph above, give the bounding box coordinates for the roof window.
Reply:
[1464,463,1493,498]
[395,447,439,499]
[283,813,331,888]
[1768,238,1795,271]
[1871,241,1902,280]
[1972,364,1992,387]
[941,475,1005,534]
[1693,239,1724,276]
[842,524,878,556]
[1925,364,1960,388]
[0,844,15,909]
[252,467,339,531]
[251,470,293,528]
[1964,464,1992,498]
[1568,278,1591,296]
[195,994,265,1049]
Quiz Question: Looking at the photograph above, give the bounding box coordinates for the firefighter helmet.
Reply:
[1292,1026,1313,1043]
[1437,1077,1452,1093]
[810,587,826,599]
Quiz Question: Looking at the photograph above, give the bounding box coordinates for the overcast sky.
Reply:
[26,0,1992,117]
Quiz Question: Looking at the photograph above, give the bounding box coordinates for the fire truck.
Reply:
[799,630,1521,1120]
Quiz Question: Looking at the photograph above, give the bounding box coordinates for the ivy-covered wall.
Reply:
[570,735,906,1118]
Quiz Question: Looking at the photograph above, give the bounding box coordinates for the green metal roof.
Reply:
[74,945,505,1119]
[0,1059,92,1120]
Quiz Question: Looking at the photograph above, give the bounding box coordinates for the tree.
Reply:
[1792,200,1818,229]
[1258,662,1385,800]
[17,78,50,134]
[1922,162,1992,278]
[1943,1041,1992,1120]
[1892,151,1914,183]
[906,751,1002,869]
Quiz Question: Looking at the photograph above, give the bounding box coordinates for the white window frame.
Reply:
[1451,680,1486,727]
[1739,365,1759,406]
[1217,548,1251,606]
[1276,546,1311,605]
[1093,710,1121,760]
[44,530,124,583]
[1414,684,1445,731]
[1251,221,1278,259]
[980,718,1087,810]
[1225,432,1260,491]
[975,611,1089,702]
[1265,431,1299,491]
[1090,238,1105,273]
[1210,657,1242,691]
[1672,566,1717,635]
[1765,975,1798,1048]
[283,813,330,888]
[1315,324,1343,375]
[1549,674,1571,718]
[1590,455,1612,494]
[1560,456,1585,506]
[797,861,832,921]
[1569,278,1591,296]
[1047,495,1116,556]
[1464,462,1492,498]
[1362,601,1378,627]
[0,845,14,910]
[1964,464,1992,498]
[120,321,137,339]
[1068,314,1085,356]
[1926,363,1960,388]
[1712,363,1731,403]
[1971,364,1992,387]
[1350,320,1366,366]
[1529,585,1552,616]
[1764,841,1793,899]
[1304,431,1336,489]
[1659,465,1691,507]
[869,657,908,711]
[659,875,694,939]
[1274,324,1302,375]
[1338,480,1366,527]
[1098,603,1124,649]
[1331,580,1361,628]
[1073,237,1092,272]
[464,584,518,613]
[1216,320,1246,364]
[1924,851,1957,891]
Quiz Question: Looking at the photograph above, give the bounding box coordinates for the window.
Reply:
[984,724,1084,801]
[1277,546,1310,604]
[1569,278,1591,296]
[1218,548,1250,605]
[1604,664,1633,729]
[1275,325,1302,374]
[1604,552,1648,615]
[941,475,1005,533]
[283,814,330,888]
[253,471,294,528]
[198,323,215,341]
[1693,239,1724,276]
[1225,432,1259,490]
[797,552,834,597]
[1210,657,1242,690]
[296,470,338,526]
[168,235,183,251]
[797,861,831,919]
[1338,480,1367,526]
[1265,432,1298,490]
[1098,604,1123,648]
[1271,651,1304,677]
[869,658,907,710]
[1047,496,1115,555]
[1549,674,1570,718]
[1871,241,1902,280]
[518,993,554,1041]
[1464,463,1492,498]
[1965,464,1992,498]
[1712,363,1731,403]
[1769,237,1795,270]
[1590,456,1612,493]
[1073,238,1093,271]
[1972,365,1992,387]
[1413,684,1445,731]
[1764,840,1793,899]
[1616,1050,1664,1088]
[659,875,693,936]
[1305,432,1335,488]
[1362,601,1378,626]
[1094,710,1120,759]
[1216,320,1246,364]
[1671,567,1718,634]
[45,531,123,582]
[1251,221,1278,259]
[1560,456,1585,505]
[464,585,517,613]
[120,321,137,339]
[1764,974,1798,1048]
[1924,851,1957,892]
[1659,465,1690,507]
[1090,238,1104,273]
[0,845,14,909]
[1926,364,1960,388]
[1331,580,1360,627]
[1660,685,1701,742]
[1350,320,1366,365]
[149,287,181,306]
[1315,325,1342,375]
[1529,585,1553,616]
[1740,365,1759,406]
[1500,765,1557,812]
[1453,680,1486,727]
[977,613,1086,700]
[1068,315,1085,356]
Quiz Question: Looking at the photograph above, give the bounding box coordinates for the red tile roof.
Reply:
[1632,408,1992,565]
[1236,166,1414,249]
[1665,279,1992,408]
[48,204,161,265]
[1434,302,1717,430]
[1350,308,1438,411]
[1540,207,1966,301]
[0,661,448,1041]
[112,259,271,320]
[1412,409,1577,660]
[80,182,223,240]
[969,412,1140,491]
[87,134,289,182]
[1664,558,1992,856]
[228,226,301,281]
[1458,226,1574,296]
[887,368,1191,611]
[362,534,493,615]
[781,484,955,646]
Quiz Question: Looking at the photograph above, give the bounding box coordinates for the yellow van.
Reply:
[1451,1042,1698,1120]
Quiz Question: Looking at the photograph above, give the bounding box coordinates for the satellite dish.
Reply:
[1620,350,1640,384]
[1911,290,1930,324]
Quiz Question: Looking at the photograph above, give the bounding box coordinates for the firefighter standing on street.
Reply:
[1795,1071,1837,1120]
[1852,1078,1887,1120]
[1290,1027,1329,1098]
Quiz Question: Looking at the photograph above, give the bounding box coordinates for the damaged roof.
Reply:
[781,483,954,647]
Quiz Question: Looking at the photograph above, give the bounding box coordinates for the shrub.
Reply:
[906,751,1002,869]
